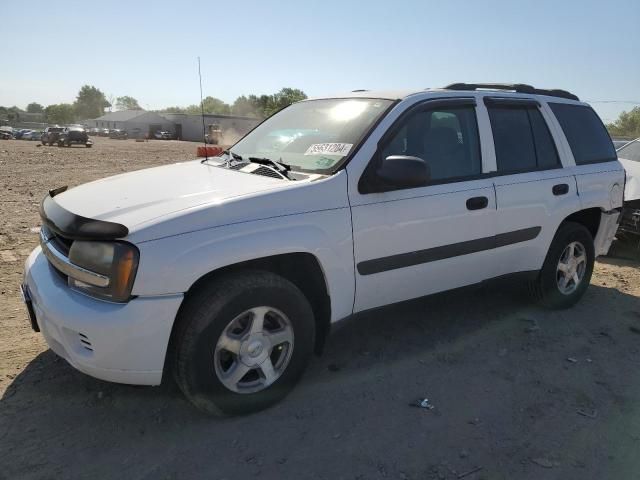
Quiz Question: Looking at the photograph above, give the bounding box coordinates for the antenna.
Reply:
[197,56,208,161]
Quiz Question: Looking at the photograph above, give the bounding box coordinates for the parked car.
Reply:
[154,130,173,140]
[88,128,100,136]
[616,138,640,236]
[0,129,14,140]
[41,126,64,145]
[56,127,92,147]
[109,129,128,140]
[98,128,110,137]
[22,130,43,141]
[613,139,631,150]
[23,83,624,415]
[13,129,30,140]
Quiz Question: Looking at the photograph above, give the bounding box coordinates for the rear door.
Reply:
[547,102,624,208]
[486,97,579,276]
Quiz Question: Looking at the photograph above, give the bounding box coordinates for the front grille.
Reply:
[51,235,72,256]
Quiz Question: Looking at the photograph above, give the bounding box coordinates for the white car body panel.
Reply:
[134,173,355,323]
[491,169,580,275]
[22,88,626,386]
[54,160,291,240]
[619,157,640,201]
[348,178,497,311]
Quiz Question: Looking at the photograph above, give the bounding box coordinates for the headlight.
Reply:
[68,241,139,302]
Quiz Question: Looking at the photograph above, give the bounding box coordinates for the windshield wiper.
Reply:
[247,157,292,178]
[213,151,293,180]
[225,149,244,162]
[201,149,242,165]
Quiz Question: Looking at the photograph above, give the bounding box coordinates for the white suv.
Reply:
[23,83,624,415]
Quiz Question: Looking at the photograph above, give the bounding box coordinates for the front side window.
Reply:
[380,105,481,182]
[488,106,560,173]
[229,98,393,173]
[616,140,640,162]
[549,103,616,165]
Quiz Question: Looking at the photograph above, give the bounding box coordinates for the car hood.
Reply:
[619,158,640,201]
[53,159,291,232]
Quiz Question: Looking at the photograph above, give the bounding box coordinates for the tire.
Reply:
[173,270,315,416]
[530,221,595,309]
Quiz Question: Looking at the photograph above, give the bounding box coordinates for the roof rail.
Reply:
[443,83,579,101]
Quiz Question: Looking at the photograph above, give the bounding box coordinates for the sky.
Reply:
[2,0,639,123]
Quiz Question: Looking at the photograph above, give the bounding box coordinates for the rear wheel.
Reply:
[173,270,315,416]
[530,222,595,309]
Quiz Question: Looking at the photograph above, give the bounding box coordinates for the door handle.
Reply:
[552,183,569,196]
[466,196,489,210]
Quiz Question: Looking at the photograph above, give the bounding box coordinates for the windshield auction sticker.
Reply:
[304,143,353,156]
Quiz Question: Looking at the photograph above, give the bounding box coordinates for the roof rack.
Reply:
[443,83,579,101]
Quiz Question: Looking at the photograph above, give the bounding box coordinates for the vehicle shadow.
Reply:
[2,279,640,479]
[602,237,640,264]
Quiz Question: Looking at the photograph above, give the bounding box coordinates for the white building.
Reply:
[87,111,175,137]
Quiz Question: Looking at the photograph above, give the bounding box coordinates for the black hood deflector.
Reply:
[40,194,129,240]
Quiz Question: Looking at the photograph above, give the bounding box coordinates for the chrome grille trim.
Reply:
[40,229,110,288]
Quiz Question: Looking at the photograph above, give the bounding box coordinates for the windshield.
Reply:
[618,140,640,162]
[229,98,393,172]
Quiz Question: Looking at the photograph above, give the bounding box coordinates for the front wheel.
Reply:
[530,222,595,309]
[173,270,315,416]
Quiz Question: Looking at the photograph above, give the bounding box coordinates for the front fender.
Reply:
[133,208,355,323]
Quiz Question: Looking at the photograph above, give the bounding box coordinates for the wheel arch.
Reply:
[163,252,332,382]
[562,207,602,239]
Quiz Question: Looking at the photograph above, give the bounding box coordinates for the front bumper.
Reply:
[23,247,183,385]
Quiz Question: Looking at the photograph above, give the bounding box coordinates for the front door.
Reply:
[348,99,497,312]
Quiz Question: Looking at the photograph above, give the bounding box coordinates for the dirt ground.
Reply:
[1,137,640,480]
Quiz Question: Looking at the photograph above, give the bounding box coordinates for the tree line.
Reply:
[606,107,640,139]
[0,85,307,126]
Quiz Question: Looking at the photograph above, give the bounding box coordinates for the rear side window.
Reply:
[487,106,560,173]
[617,140,640,162]
[549,103,616,165]
[529,109,561,169]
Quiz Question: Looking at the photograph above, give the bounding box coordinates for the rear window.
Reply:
[549,103,616,165]
[487,106,560,173]
[617,140,640,162]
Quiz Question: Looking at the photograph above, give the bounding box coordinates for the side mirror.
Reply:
[375,155,430,190]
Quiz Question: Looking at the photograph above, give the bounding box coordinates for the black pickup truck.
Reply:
[57,127,93,147]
